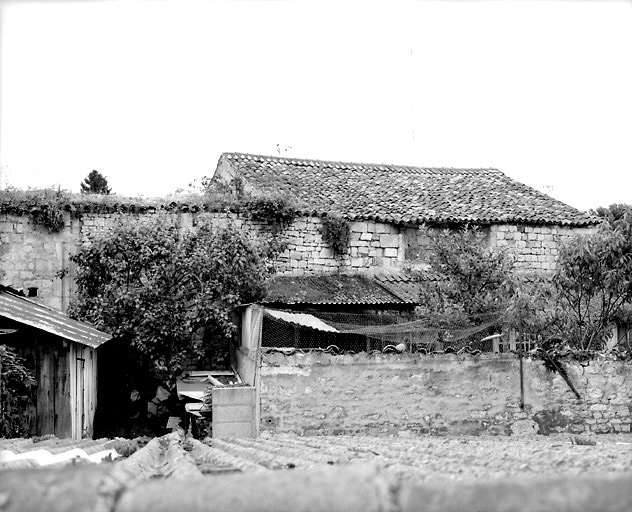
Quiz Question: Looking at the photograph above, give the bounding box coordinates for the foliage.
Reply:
[201,175,298,226]
[505,214,632,354]
[0,344,36,438]
[68,215,280,386]
[415,225,515,329]
[551,215,632,352]
[505,273,562,348]
[0,187,69,232]
[320,215,351,257]
[242,193,298,226]
[80,170,112,195]
[590,203,632,226]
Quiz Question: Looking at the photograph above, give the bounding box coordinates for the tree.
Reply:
[415,225,516,340]
[590,203,632,226]
[552,213,632,352]
[68,216,281,386]
[80,170,111,195]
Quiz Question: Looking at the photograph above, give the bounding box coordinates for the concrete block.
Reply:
[213,421,256,438]
[212,386,255,406]
[213,404,255,423]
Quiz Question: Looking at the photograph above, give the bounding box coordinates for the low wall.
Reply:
[260,352,632,436]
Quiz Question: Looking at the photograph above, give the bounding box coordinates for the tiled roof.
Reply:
[216,153,598,226]
[263,274,415,306]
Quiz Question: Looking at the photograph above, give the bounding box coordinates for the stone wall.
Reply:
[260,352,632,436]
[488,224,594,271]
[0,210,593,310]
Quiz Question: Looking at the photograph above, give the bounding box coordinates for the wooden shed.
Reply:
[0,287,111,439]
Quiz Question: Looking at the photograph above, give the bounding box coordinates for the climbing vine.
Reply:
[320,215,351,257]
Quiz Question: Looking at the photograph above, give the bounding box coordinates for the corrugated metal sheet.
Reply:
[0,291,111,348]
[264,274,412,306]
[265,309,338,332]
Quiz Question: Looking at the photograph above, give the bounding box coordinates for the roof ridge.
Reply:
[219,152,500,174]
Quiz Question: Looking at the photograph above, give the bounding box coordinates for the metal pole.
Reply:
[519,351,525,410]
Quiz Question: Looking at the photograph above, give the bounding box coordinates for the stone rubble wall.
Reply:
[260,352,632,437]
[0,210,593,310]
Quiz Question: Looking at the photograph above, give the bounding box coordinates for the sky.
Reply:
[0,0,631,212]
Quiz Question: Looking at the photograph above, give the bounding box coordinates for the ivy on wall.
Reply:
[242,194,298,226]
[0,189,69,232]
[320,215,351,257]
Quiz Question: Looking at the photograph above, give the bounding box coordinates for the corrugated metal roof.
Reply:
[263,274,413,306]
[265,309,339,332]
[0,290,112,348]
[373,272,441,304]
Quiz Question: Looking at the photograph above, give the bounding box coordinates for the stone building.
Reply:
[214,152,599,275]
[0,152,599,311]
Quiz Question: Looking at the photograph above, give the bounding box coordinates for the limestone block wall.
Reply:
[0,209,593,310]
[276,217,403,275]
[489,224,596,271]
[260,352,632,436]
[0,213,80,310]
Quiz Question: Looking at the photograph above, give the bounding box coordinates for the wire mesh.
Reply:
[262,309,517,355]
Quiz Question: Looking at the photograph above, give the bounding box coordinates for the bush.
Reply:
[0,344,36,437]
[320,215,351,257]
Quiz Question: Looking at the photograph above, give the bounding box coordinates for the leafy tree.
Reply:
[80,170,111,195]
[415,225,515,333]
[68,216,280,386]
[0,344,36,437]
[590,203,632,226]
[552,213,632,352]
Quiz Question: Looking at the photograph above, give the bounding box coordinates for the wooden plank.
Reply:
[84,347,97,438]
[53,338,72,438]
[36,337,55,436]
[76,351,85,438]
[69,342,78,439]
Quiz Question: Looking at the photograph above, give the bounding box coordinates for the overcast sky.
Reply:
[1,0,631,211]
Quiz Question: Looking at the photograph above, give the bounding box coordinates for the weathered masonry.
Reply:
[1,152,598,310]
[259,351,632,437]
[1,212,596,311]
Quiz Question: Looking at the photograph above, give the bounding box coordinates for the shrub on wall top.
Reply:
[321,215,351,257]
